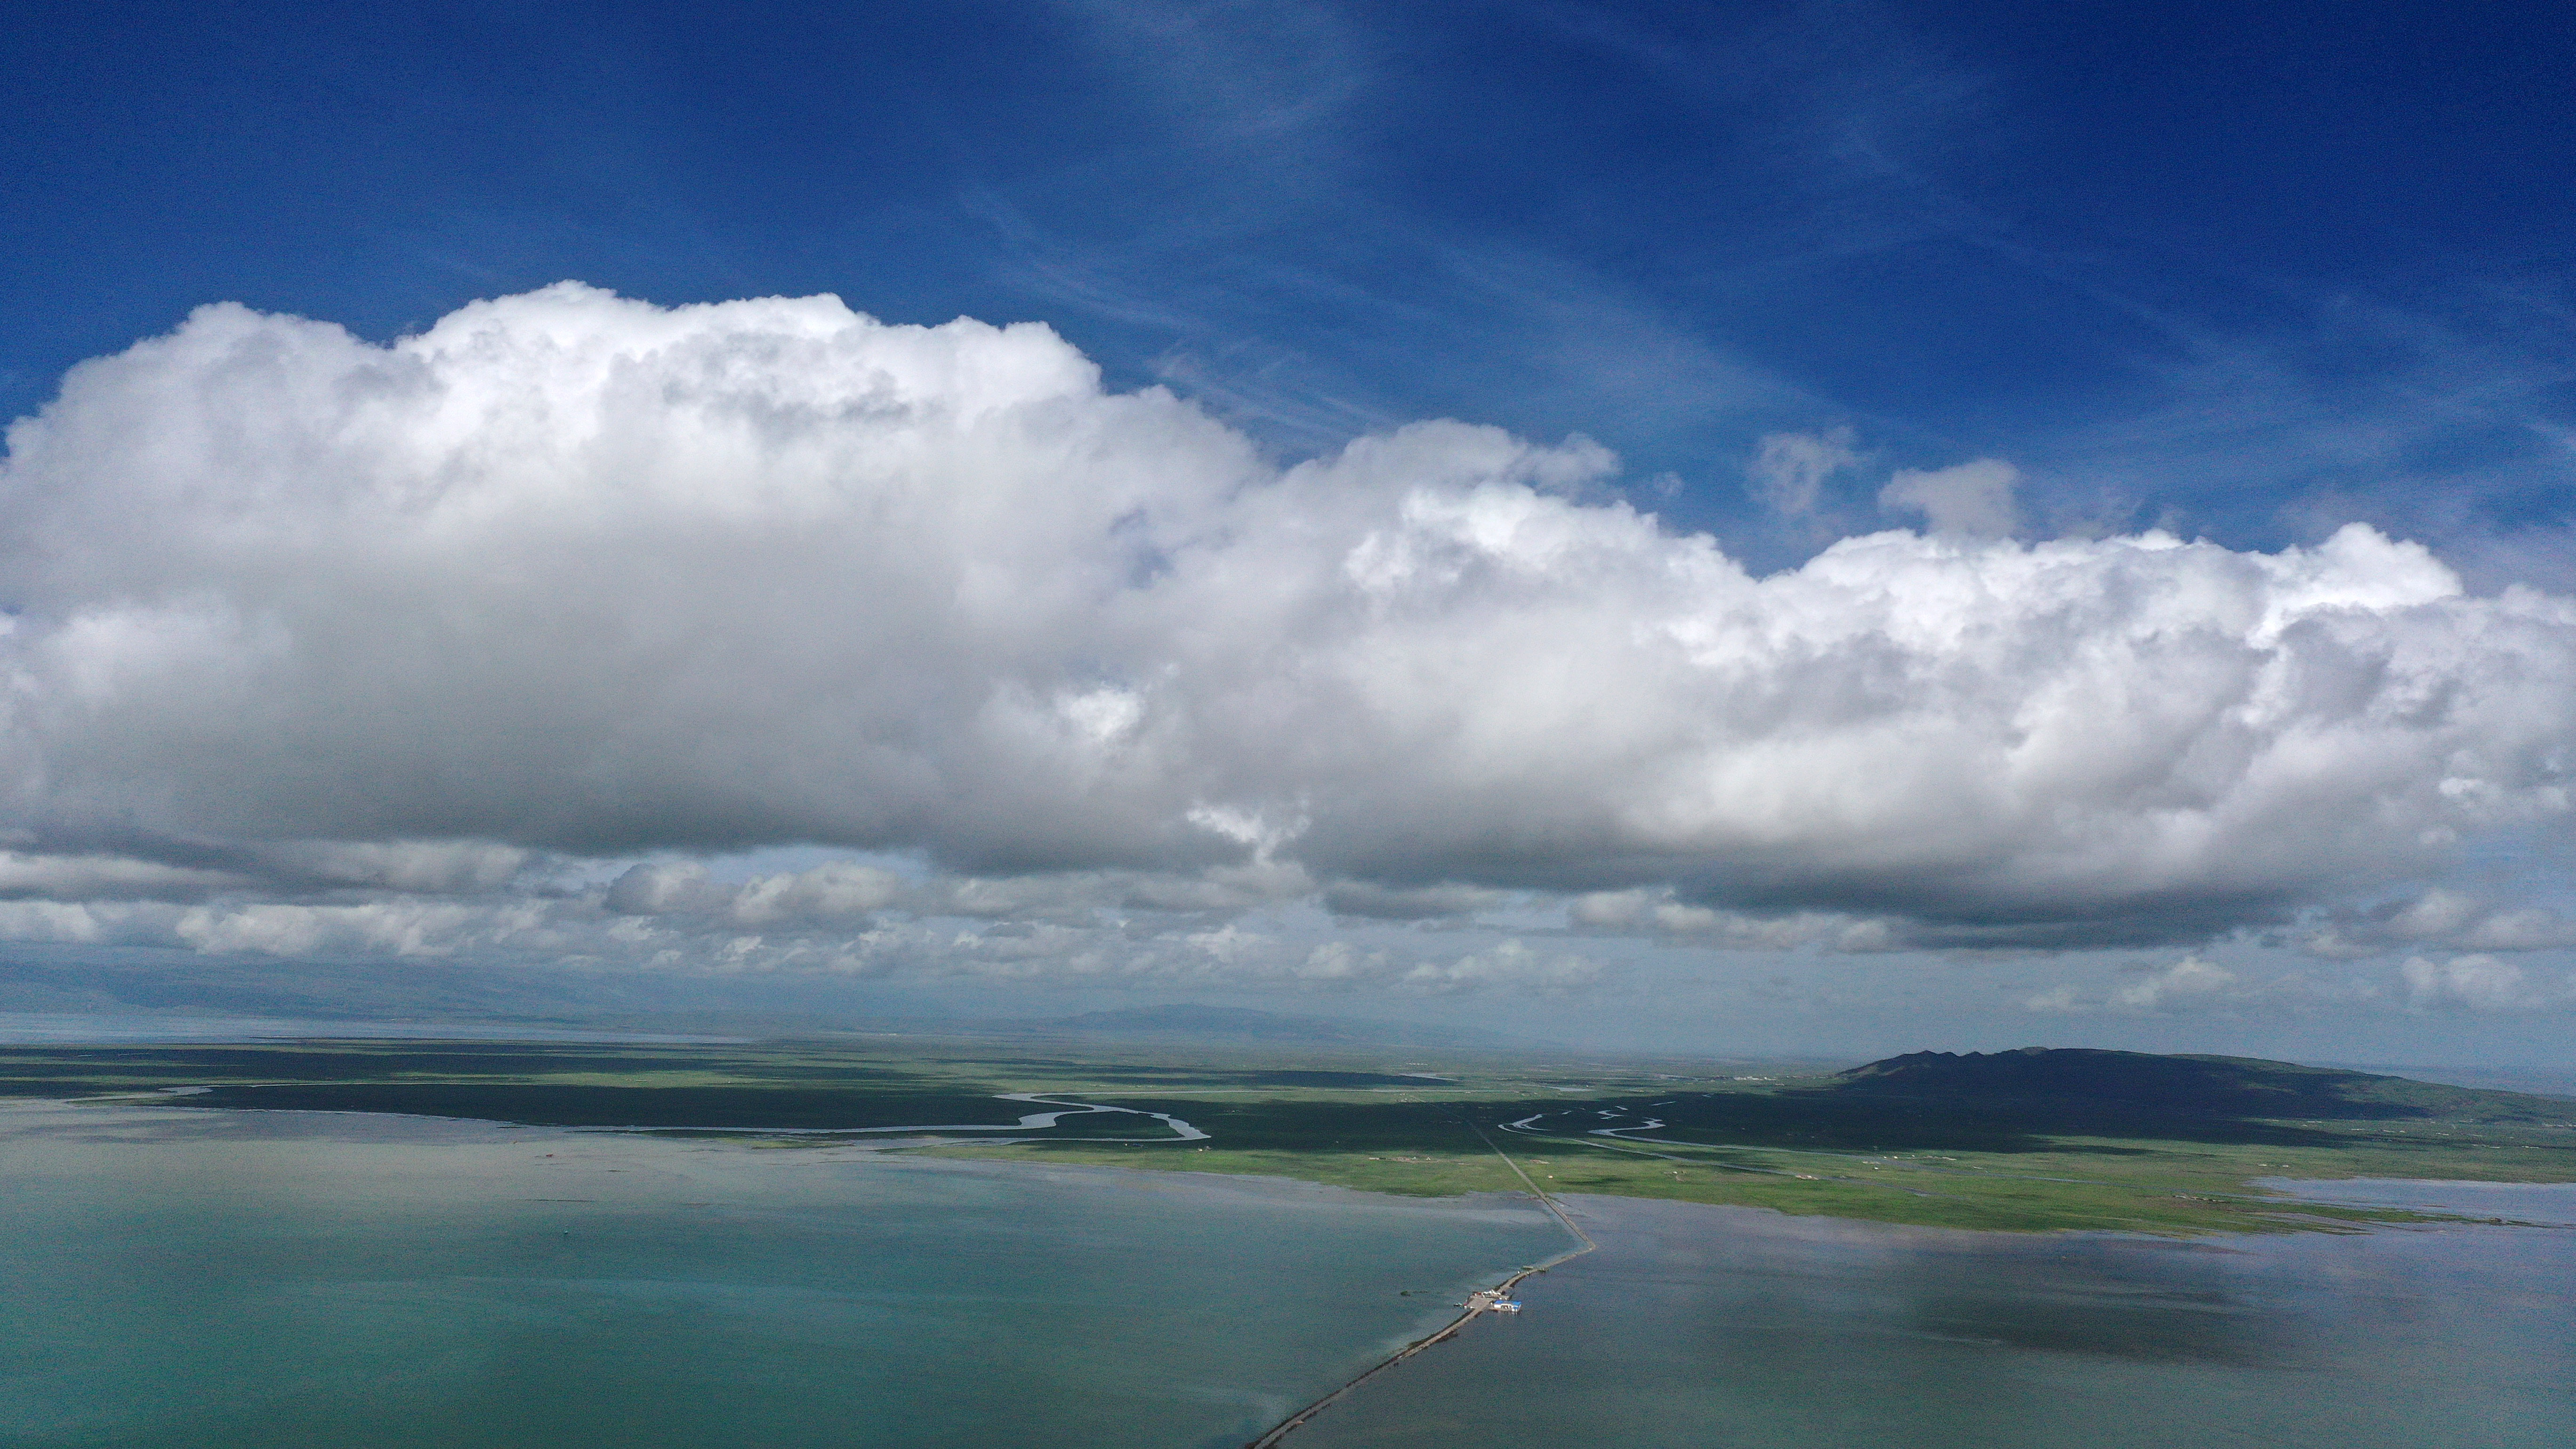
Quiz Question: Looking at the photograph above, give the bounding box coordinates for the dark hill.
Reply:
[1834,1047,2573,1125]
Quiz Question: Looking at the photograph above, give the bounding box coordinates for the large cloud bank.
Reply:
[2,284,2571,965]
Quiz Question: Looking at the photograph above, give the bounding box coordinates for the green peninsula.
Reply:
[5,1037,2568,1235]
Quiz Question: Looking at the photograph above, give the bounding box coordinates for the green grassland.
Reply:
[5,1037,2569,1235]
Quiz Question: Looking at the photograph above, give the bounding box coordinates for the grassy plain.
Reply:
[5,1037,2569,1235]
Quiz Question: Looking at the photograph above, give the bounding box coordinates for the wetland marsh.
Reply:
[6,1036,2572,1448]
[8,1037,2568,1235]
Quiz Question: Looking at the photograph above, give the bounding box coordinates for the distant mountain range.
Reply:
[1834,1047,2575,1124]
[0,956,1527,1051]
[993,1004,1520,1048]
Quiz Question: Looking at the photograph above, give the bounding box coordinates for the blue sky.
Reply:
[9,0,2569,571]
[2,1,2572,1060]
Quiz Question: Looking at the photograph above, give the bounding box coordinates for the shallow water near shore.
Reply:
[10,1099,2573,1449]
[0,1100,1560,1449]
[1291,1189,2576,1449]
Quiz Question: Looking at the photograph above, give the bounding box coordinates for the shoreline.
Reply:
[21,1093,2573,1448]
[37,1090,2574,1230]
[15,1036,2571,1240]
[0,1096,1563,1449]
[1241,1121,1598,1449]
[1224,1189,2576,1449]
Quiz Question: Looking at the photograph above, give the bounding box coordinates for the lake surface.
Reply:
[1292,1191,2576,1449]
[0,1100,1560,1449]
[8,1099,2573,1449]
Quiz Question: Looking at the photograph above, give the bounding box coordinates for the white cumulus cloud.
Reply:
[1,284,2572,963]
[1747,427,1858,518]
[2297,888,2576,958]
[2109,956,2238,1011]
[1878,458,2020,536]
[2400,954,2576,1013]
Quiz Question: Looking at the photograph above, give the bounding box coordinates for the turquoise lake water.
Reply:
[0,1100,1560,1448]
[7,1098,2572,1449]
[1294,1188,2576,1449]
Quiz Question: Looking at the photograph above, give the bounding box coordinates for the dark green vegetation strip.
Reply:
[6,1039,2569,1234]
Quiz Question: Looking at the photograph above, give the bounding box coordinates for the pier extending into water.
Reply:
[1242,1120,1597,1449]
